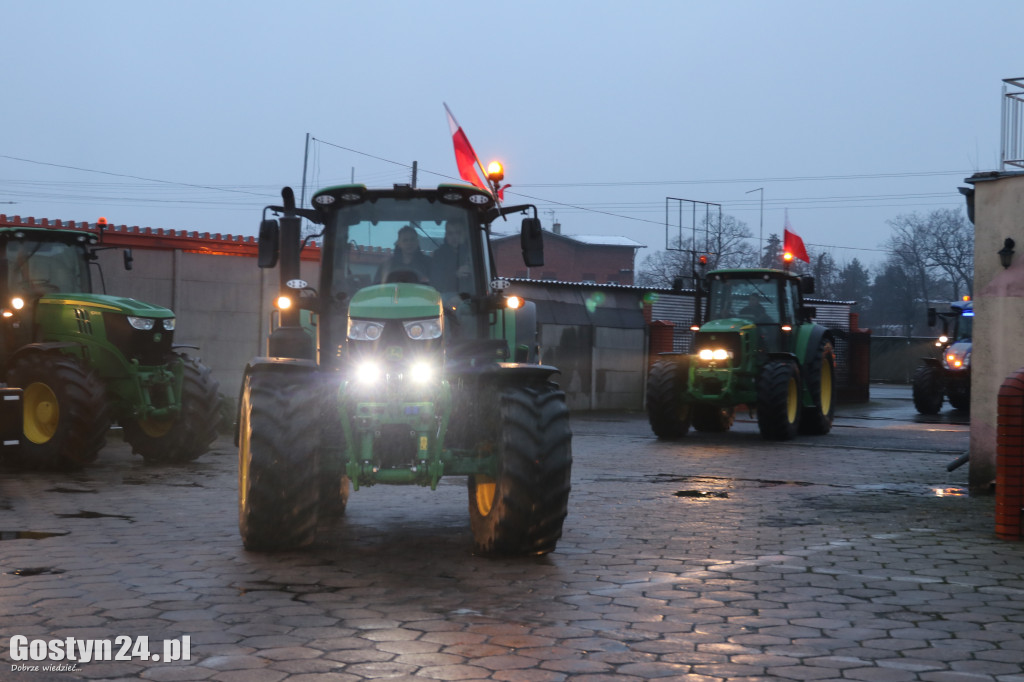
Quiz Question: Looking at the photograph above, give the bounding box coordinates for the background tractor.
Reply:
[237,183,572,557]
[0,225,221,469]
[912,299,972,414]
[646,267,835,441]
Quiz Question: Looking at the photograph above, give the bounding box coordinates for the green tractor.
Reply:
[647,268,835,440]
[0,225,222,469]
[912,299,972,414]
[237,183,572,556]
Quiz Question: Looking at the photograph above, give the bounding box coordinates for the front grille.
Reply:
[103,313,174,365]
[693,331,742,365]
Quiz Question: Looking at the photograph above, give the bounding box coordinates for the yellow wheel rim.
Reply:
[474,475,496,516]
[821,359,833,416]
[23,382,59,444]
[138,417,174,438]
[786,377,799,424]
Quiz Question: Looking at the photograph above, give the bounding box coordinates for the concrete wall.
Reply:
[965,171,1024,493]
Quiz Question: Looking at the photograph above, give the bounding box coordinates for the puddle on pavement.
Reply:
[0,530,69,541]
[46,486,96,494]
[8,566,66,576]
[930,486,968,497]
[674,490,729,499]
[55,510,134,522]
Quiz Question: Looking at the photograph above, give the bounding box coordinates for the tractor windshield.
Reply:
[954,311,972,342]
[707,275,782,324]
[325,198,481,302]
[5,237,91,296]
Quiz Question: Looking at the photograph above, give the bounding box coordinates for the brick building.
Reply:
[491,228,644,285]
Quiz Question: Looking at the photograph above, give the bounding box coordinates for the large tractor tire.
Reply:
[469,383,572,557]
[911,364,944,415]
[238,370,320,551]
[7,352,110,470]
[691,405,735,432]
[123,354,222,464]
[646,358,691,439]
[757,359,801,441]
[800,339,836,435]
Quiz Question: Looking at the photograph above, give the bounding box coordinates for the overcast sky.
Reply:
[3,1,1021,271]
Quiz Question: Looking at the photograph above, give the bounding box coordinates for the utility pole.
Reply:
[411,161,418,188]
[746,187,764,264]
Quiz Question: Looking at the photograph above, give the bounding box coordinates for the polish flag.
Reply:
[783,211,810,263]
[444,103,487,191]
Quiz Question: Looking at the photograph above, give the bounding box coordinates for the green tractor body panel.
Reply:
[240,182,572,556]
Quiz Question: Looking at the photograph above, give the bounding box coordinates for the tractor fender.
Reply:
[6,341,83,369]
[487,362,562,387]
[920,357,942,368]
[234,357,320,445]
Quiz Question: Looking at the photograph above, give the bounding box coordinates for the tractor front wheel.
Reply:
[123,353,222,464]
[646,358,691,439]
[7,352,110,470]
[800,339,836,435]
[757,359,801,441]
[911,364,944,415]
[238,370,320,551]
[469,383,572,556]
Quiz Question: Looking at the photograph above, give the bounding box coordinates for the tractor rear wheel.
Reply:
[800,339,836,435]
[469,383,572,556]
[7,352,109,470]
[238,370,320,551]
[646,358,691,439]
[691,405,735,432]
[123,353,222,464]
[912,364,944,415]
[757,359,801,441]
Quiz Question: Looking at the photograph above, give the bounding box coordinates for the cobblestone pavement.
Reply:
[1,386,1022,681]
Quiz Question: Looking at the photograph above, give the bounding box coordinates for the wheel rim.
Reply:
[474,475,496,516]
[786,376,799,424]
[24,382,59,444]
[821,358,833,415]
[137,417,174,438]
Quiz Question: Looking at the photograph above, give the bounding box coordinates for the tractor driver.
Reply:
[430,220,472,294]
[739,292,771,323]
[375,225,432,284]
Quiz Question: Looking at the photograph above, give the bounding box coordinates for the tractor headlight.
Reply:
[943,343,971,370]
[403,317,442,340]
[697,348,732,362]
[11,297,25,310]
[407,361,435,384]
[348,319,384,341]
[162,318,175,331]
[354,361,383,385]
[127,316,155,331]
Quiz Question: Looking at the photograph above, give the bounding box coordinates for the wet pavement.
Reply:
[1,383,1022,681]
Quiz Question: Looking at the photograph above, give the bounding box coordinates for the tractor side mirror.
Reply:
[799,274,815,295]
[520,217,544,267]
[258,220,280,268]
[926,307,937,327]
[123,248,133,271]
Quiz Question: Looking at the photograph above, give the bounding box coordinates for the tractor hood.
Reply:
[700,318,756,333]
[36,293,175,318]
[349,283,442,320]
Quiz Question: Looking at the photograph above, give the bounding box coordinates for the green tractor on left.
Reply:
[0,225,222,469]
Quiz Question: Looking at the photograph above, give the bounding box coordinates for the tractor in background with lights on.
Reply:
[237,170,572,556]
[646,262,835,441]
[912,298,972,414]
[0,221,222,469]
